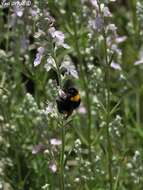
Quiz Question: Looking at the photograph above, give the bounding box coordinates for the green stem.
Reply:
[53,49,62,87]
[60,122,65,190]
[103,32,113,190]
[136,90,140,127]
[53,50,65,189]
[72,15,92,161]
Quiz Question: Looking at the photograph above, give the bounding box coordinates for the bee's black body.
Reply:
[56,96,80,113]
[56,87,81,117]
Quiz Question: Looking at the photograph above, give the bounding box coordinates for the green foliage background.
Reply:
[0,0,143,190]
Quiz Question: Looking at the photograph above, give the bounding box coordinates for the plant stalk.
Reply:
[103,32,113,190]
[54,51,65,190]
[72,15,92,161]
[60,121,65,190]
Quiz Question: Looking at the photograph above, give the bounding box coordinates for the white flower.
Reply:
[90,0,98,10]
[134,58,143,65]
[44,56,56,72]
[74,178,80,182]
[115,36,127,43]
[45,103,54,114]
[126,163,133,169]
[107,24,117,32]
[0,49,6,57]
[42,184,50,189]
[34,47,45,67]
[134,48,143,65]
[103,7,112,17]
[58,89,67,99]
[50,138,62,146]
[135,150,140,157]
[111,44,122,56]
[95,155,100,162]
[133,150,140,162]
[75,139,81,147]
[110,62,121,70]
[54,31,64,44]
[48,27,70,49]
[49,161,57,173]
[60,56,78,78]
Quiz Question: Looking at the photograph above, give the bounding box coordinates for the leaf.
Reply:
[114,167,121,190]
[130,127,143,139]
[74,126,88,146]
[98,100,107,114]
[91,127,105,146]
[110,99,121,116]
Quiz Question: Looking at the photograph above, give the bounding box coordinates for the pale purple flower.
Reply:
[115,36,127,43]
[90,0,98,10]
[89,16,104,32]
[78,106,87,114]
[49,161,57,173]
[29,8,38,17]
[110,62,121,70]
[20,36,29,51]
[50,138,62,146]
[34,47,45,67]
[14,6,24,17]
[95,16,104,32]
[48,27,70,49]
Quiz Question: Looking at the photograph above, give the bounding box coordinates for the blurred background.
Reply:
[0,0,143,190]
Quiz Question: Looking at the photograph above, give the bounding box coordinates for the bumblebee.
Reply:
[56,87,81,118]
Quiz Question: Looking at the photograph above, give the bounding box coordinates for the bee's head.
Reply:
[67,87,80,102]
[67,87,78,97]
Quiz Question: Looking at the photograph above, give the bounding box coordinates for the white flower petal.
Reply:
[34,54,42,67]
[49,161,57,173]
[34,47,45,67]
[111,62,121,70]
[38,47,45,54]
[50,138,62,146]
[44,56,56,71]
[134,58,143,65]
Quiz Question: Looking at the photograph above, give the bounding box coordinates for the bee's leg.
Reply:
[64,110,73,119]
